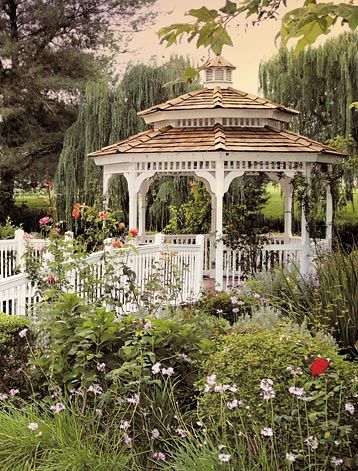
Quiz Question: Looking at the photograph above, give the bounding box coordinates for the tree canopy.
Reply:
[55,56,198,227]
[259,31,358,144]
[0,0,157,220]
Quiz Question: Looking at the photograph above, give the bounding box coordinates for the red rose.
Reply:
[112,240,122,248]
[310,358,330,376]
[46,275,56,285]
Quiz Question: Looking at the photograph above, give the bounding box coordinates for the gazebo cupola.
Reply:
[202,55,236,89]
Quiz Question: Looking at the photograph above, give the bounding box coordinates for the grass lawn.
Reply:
[263,183,358,223]
[15,194,49,211]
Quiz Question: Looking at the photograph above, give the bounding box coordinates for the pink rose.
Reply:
[39,217,51,226]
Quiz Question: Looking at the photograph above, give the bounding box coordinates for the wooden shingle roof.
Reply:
[137,87,299,117]
[89,124,343,157]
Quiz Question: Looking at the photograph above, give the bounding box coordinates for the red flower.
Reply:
[310,358,330,376]
[72,208,80,219]
[46,275,56,285]
[98,211,107,219]
[112,240,122,248]
[128,227,138,238]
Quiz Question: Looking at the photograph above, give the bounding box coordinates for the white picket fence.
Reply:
[0,234,205,316]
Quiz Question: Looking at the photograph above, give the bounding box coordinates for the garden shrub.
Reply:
[32,293,228,407]
[192,290,261,324]
[198,327,358,467]
[0,313,30,396]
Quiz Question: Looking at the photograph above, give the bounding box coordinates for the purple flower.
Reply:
[151,428,160,439]
[123,434,132,447]
[176,428,187,438]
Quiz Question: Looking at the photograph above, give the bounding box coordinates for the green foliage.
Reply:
[0,313,30,396]
[192,290,261,325]
[259,32,358,143]
[257,250,358,358]
[0,217,16,239]
[158,1,358,59]
[32,293,225,403]
[198,327,358,466]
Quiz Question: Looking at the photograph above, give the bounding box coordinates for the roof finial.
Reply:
[203,55,236,89]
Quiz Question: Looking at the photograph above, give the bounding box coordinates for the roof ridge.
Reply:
[228,87,299,114]
[137,88,205,116]
[213,86,223,107]
[214,123,227,150]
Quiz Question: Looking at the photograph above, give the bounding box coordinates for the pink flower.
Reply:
[39,216,50,226]
[226,399,239,410]
[123,434,132,447]
[218,453,231,463]
[18,328,28,338]
[96,362,106,372]
[175,428,187,438]
[162,367,174,376]
[127,394,140,405]
[120,420,130,430]
[151,428,160,439]
[151,362,161,374]
[153,452,166,461]
[9,388,19,396]
[98,211,107,219]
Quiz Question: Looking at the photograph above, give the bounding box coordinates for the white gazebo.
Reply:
[89,55,344,290]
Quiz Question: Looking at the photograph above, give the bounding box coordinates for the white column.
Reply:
[103,172,113,208]
[124,172,138,230]
[138,181,150,239]
[210,193,216,277]
[282,180,293,243]
[215,160,225,291]
[326,183,333,248]
[300,169,311,277]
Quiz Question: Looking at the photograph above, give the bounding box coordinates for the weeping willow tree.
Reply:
[55,56,197,227]
[259,31,358,144]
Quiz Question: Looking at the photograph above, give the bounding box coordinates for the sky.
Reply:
[116,0,350,95]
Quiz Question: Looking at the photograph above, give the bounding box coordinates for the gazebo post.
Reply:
[103,172,113,208]
[210,193,217,277]
[215,162,224,291]
[125,173,138,229]
[300,167,312,277]
[138,180,151,240]
[326,183,333,248]
[282,179,293,243]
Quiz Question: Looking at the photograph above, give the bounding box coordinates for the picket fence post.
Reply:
[14,229,26,273]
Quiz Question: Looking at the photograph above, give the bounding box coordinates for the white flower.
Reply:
[231,296,238,304]
[0,393,8,401]
[345,402,355,415]
[153,452,166,461]
[196,421,204,427]
[18,328,28,338]
[50,402,66,414]
[262,390,276,401]
[151,428,160,439]
[331,457,344,466]
[286,453,297,462]
[127,394,140,405]
[288,386,305,397]
[9,389,19,396]
[261,427,273,437]
[232,308,240,314]
[87,385,103,395]
[218,444,225,450]
[151,362,161,374]
[123,434,132,447]
[226,399,239,410]
[95,409,102,417]
[286,366,303,376]
[260,378,273,390]
[229,384,237,393]
[305,435,319,450]
[216,309,223,314]
[96,362,106,372]
[120,420,130,430]
[162,367,174,376]
[206,374,217,386]
[27,422,39,431]
[176,428,187,438]
[218,453,231,462]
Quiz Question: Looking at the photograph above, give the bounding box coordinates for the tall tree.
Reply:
[55,56,198,227]
[0,0,157,221]
[259,32,358,144]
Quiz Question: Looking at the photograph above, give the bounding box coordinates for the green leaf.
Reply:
[210,25,233,55]
[188,7,219,22]
[220,0,237,15]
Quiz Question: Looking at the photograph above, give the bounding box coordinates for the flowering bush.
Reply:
[192,288,262,324]
[0,313,31,397]
[197,326,358,467]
